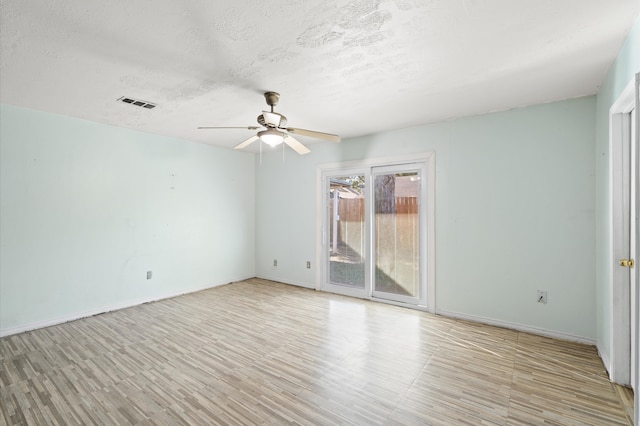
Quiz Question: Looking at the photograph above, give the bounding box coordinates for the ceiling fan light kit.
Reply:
[258,129,285,146]
[198,91,340,155]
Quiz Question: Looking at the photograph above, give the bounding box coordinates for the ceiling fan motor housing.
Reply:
[258,113,287,128]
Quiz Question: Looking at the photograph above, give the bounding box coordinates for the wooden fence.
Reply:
[334,196,418,222]
[330,196,419,295]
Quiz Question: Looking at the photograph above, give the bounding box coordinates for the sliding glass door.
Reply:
[321,161,429,307]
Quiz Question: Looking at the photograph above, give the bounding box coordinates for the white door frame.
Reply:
[609,75,639,426]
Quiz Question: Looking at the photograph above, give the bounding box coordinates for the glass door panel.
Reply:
[323,173,369,297]
[372,167,422,304]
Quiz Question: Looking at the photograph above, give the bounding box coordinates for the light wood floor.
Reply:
[0,278,634,425]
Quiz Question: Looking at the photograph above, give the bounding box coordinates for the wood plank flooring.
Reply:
[0,278,633,425]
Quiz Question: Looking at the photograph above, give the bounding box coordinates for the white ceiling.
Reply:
[1,0,638,152]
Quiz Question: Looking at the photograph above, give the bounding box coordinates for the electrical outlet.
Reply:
[273,259,277,267]
[146,271,152,280]
[306,261,311,269]
[537,290,547,304]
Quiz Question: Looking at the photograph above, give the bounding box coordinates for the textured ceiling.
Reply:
[1,0,638,152]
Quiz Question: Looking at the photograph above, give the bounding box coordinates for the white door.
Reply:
[610,78,638,403]
[611,112,631,383]
[630,105,637,394]
[632,105,637,395]
[633,75,639,425]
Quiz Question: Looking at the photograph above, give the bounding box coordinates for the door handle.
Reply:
[619,259,635,268]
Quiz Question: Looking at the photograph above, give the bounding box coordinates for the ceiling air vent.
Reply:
[117,96,156,109]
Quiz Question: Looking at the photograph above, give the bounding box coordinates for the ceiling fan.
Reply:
[198,92,340,155]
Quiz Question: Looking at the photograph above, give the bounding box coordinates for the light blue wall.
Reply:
[0,104,256,335]
[595,16,640,360]
[3,18,636,344]
[256,97,597,341]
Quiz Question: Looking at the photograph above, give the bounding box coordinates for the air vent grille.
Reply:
[117,96,156,109]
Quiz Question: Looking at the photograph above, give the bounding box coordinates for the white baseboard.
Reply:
[255,274,316,289]
[437,309,597,346]
[597,343,612,378]
[250,281,598,346]
[0,274,254,338]
[255,281,597,346]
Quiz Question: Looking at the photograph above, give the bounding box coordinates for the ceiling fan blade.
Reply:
[285,127,340,142]
[234,135,259,150]
[198,126,260,130]
[283,135,311,155]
